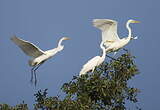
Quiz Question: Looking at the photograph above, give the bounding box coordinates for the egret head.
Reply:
[127,19,140,24]
[58,37,70,49]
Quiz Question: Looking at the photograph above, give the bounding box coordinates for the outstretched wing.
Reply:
[93,19,120,47]
[11,36,45,58]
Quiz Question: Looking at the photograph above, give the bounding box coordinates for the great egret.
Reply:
[11,36,70,86]
[93,19,140,54]
[79,42,106,76]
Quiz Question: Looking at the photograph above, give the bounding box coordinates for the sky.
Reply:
[0,0,159,109]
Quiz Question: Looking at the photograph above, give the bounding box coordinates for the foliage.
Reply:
[0,51,141,110]
[0,101,28,110]
[34,51,140,110]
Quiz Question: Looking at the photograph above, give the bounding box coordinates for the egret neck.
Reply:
[126,21,132,41]
[57,38,64,51]
[100,42,106,61]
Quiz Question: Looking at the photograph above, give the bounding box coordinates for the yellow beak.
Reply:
[132,20,140,23]
[64,37,70,40]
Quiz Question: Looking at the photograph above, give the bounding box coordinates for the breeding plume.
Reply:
[93,19,139,55]
[80,42,106,76]
[11,36,70,86]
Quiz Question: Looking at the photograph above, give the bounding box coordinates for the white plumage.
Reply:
[80,42,106,76]
[11,36,70,85]
[93,19,140,53]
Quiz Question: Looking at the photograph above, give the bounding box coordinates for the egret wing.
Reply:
[80,56,100,75]
[93,19,120,46]
[11,36,45,58]
[82,56,100,68]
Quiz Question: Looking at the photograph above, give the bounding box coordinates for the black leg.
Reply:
[34,63,42,86]
[30,67,35,84]
[30,61,45,86]
[34,71,37,87]
[123,48,128,52]
[106,55,117,61]
[34,62,45,86]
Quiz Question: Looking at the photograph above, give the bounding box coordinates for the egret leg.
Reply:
[123,48,128,52]
[92,67,95,73]
[30,61,45,86]
[106,55,117,61]
[34,71,37,86]
[33,63,43,86]
[113,52,117,57]
[30,67,35,84]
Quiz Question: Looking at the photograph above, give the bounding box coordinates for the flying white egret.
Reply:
[93,19,140,55]
[79,42,106,76]
[11,36,70,86]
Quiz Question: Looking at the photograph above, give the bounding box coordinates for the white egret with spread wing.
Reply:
[11,36,70,86]
[93,19,139,55]
[79,42,106,76]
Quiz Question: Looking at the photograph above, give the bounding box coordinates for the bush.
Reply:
[0,51,141,110]
[34,52,141,110]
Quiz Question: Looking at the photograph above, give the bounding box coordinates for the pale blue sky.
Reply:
[0,0,159,109]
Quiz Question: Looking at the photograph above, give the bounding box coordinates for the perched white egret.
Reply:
[79,42,106,76]
[11,36,70,86]
[93,19,140,54]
